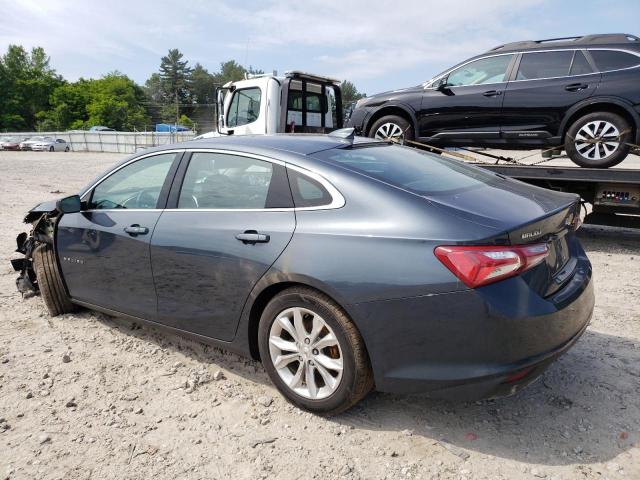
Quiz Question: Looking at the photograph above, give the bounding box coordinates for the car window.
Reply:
[446,55,513,86]
[90,153,177,209]
[516,51,574,80]
[589,50,640,71]
[287,169,333,208]
[178,152,289,209]
[313,145,500,195]
[570,51,593,75]
[227,87,261,127]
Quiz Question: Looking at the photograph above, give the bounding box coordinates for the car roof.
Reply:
[156,134,384,157]
[486,33,640,55]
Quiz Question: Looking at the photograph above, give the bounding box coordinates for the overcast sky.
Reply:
[1,0,638,94]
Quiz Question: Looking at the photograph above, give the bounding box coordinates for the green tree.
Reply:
[190,63,216,104]
[39,73,150,131]
[0,45,62,130]
[340,80,365,105]
[214,60,247,85]
[159,49,192,123]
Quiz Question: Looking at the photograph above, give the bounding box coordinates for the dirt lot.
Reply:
[0,150,639,480]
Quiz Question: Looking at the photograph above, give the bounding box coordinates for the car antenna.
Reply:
[328,128,356,141]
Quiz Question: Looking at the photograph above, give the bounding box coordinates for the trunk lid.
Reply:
[425,178,580,295]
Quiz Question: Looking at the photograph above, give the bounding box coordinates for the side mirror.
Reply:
[436,79,449,92]
[56,194,82,214]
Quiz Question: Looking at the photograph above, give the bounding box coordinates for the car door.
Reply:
[501,50,601,139]
[56,151,182,319]
[150,150,296,341]
[418,54,516,141]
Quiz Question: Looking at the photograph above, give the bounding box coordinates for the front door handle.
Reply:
[483,90,502,97]
[124,224,149,236]
[565,83,588,92]
[236,230,270,244]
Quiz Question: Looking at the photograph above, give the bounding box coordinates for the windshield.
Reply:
[312,145,501,195]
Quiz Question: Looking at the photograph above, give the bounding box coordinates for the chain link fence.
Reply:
[1,130,197,154]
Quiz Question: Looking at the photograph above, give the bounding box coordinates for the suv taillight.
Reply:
[434,243,550,288]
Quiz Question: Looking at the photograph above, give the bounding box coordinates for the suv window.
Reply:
[570,51,593,75]
[178,152,292,209]
[288,169,333,208]
[227,87,261,127]
[446,55,514,87]
[90,153,177,209]
[516,51,574,80]
[590,50,640,71]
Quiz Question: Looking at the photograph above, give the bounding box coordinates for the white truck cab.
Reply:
[200,71,343,138]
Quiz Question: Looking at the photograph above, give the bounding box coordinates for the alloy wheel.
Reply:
[268,307,343,400]
[574,120,621,161]
[374,122,405,143]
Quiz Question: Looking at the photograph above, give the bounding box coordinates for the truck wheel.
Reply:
[369,115,415,145]
[258,287,374,415]
[565,112,632,168]
[33,244,76,316]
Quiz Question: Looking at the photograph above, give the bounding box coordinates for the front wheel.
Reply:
[565,112,632,168]
[33,244,76,316]
[258,287,373,415]
[49,146,54,152]
[368,115,415,145]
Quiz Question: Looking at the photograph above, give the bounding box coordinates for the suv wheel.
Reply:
[565,112,632,168]
[258,287,373,415]
[369,115,414,145]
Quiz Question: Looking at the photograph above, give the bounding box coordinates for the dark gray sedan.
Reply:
[13,133,594,414]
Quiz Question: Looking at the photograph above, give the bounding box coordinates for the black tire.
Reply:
[565,112,632,168]
[368,115,415,145]
[49,146,54,152]
[258,287,373,415]
[65,146,70,152]
[32,244,76,316]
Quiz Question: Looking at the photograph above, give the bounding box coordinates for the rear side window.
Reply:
[177,152,292,209]
[516,51,574,80]
[287,169,333,208]
[590,50,640,71]
[312,146,499,195]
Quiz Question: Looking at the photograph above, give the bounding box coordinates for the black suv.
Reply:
[347,33,640,168]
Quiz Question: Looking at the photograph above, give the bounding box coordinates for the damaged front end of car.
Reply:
[12,201,59,295]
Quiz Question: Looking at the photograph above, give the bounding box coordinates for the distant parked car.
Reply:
[20,136,53,151]
[31,138,70,152]
[89,126,115,132]
[1,136,28,151]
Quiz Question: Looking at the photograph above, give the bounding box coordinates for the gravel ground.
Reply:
[0,150,639,480]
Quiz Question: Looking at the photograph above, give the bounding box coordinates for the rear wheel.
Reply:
[565,112,632,168]
[369,115,414,145]
[258,287,373,415]
[64,146,70,152]
[33,244,76,316]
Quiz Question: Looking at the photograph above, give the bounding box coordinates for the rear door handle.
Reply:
[236,230,270,244]
[565,83,588,92]
[482,90,502,97]
[124,224,149,236]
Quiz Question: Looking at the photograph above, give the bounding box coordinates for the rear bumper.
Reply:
[350,252,594,400]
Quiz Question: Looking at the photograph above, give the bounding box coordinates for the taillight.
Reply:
[434,243,550,288]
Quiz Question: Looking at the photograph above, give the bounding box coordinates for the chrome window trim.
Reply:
[423,47,640,88]
[81,148,345,212]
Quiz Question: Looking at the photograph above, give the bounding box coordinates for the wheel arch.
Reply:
[244,277,361,361]
[363,104,418,137]
[560,97,640,143]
